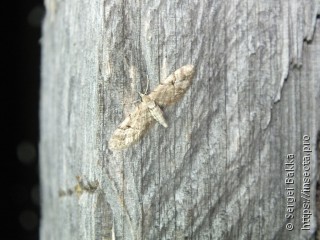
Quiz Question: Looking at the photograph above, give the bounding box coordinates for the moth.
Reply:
[108,64,195,150]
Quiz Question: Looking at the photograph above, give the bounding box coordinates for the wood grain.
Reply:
[40,0,320,239]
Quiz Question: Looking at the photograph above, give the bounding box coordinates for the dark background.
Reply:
[2,1,43,239]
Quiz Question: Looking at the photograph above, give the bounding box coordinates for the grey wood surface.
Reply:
[40,0,320,239]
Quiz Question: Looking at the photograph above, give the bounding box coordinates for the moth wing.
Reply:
[147,84,173,107]
[108,103,155,150]
[149,65,195,106]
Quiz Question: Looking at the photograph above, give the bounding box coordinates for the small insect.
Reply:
[108,64,195,150]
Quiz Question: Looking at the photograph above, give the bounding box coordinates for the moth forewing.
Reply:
[149,65,195,106]
[108,103,155,150]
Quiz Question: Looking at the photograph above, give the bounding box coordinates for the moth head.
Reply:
[139,92,155,108]
[138,92,146,99]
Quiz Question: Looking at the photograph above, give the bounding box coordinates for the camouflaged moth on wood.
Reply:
[108,64,195,151]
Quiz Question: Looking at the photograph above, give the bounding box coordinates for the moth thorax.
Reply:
[139,93,156,108]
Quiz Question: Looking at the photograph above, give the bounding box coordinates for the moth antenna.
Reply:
[144,75,149,95]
